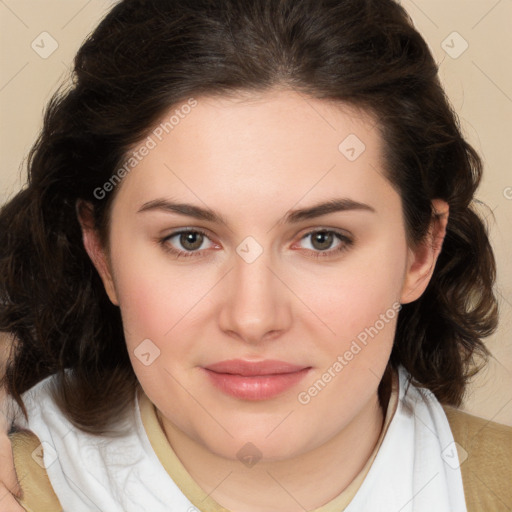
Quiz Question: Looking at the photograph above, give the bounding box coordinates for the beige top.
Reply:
[9,371,512,512]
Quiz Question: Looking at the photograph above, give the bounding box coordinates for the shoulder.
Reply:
[442,405,512,512]
[9,429,63,511]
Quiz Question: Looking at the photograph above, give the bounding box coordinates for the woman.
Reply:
[0,0,510,511]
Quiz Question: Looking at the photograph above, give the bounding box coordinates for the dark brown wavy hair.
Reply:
[0,0,498,434]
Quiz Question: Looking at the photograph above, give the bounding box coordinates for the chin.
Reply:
[197,426,316,464]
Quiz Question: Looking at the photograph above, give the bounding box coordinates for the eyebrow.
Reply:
[137,197,375,225]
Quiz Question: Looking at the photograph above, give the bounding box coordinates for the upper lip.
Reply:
[203,359,309,376]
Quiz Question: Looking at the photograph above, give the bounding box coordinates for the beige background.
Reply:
[0,1,511,425]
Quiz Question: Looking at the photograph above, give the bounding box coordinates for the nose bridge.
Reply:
[219,237,289,342]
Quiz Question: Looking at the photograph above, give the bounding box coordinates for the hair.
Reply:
[0,0,498,435]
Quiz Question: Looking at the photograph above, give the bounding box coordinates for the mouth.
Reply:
[201,359,312,400]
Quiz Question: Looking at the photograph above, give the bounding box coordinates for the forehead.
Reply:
[112,89,397,220]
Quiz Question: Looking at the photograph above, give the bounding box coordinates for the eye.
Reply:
[160,228,216,258]
[295,229,353,259]
[159,228,353,260]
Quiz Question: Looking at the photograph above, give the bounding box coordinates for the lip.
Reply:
[202,359,311,400]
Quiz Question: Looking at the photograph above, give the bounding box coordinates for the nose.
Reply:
[218,246,292,346]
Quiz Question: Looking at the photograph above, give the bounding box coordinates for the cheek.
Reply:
[107,233,184,348]
[109,238,222,383]
[115,264,202,349]
[296,229,407,342]
[289,237,406,426]
[112,257,205,393]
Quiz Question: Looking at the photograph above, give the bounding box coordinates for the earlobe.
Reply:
[400,199,449,304]
[76,201,119,306]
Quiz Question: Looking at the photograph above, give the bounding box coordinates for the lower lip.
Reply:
[202,367,311,400]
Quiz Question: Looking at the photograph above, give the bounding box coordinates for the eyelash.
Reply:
[159,228,353,260]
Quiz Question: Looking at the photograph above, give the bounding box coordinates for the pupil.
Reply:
[182,232,202,250]
[313,232,333,250]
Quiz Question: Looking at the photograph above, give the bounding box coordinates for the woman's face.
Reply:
[85,89,438,461]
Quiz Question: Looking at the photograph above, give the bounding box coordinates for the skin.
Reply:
[78,88,448,512]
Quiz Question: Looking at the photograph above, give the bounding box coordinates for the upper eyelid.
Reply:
[299,227,352,239]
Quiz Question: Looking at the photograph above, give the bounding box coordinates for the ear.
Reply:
[400,199,449,304]
[76,200,119,306]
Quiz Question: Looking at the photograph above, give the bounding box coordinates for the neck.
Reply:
[160,389,387,512]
